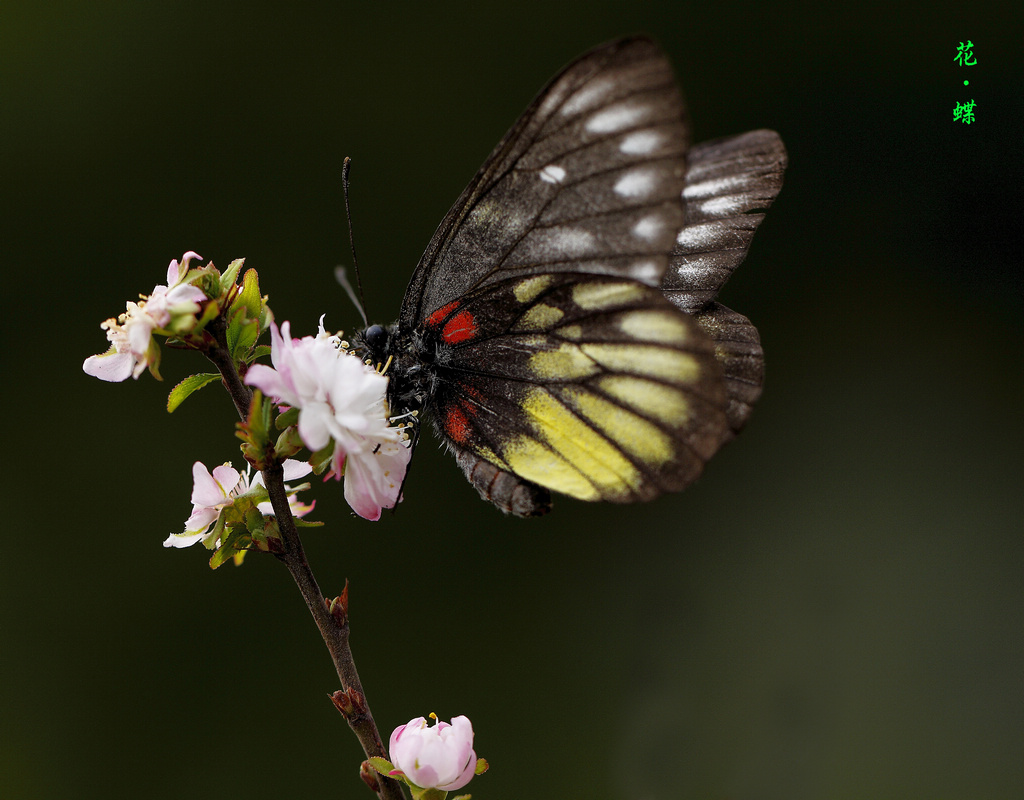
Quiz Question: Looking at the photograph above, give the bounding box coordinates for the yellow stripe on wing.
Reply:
[503,388,645,501]
[559,386,674,465]
[595,374,693,425]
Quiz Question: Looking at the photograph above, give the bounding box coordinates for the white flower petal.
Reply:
[83,349,136,382]
[162,530,208,548]
[280,459,313,481]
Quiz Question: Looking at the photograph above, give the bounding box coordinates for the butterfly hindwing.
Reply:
[422,273,728,507]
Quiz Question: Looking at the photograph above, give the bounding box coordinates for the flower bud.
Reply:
[389,715,477,792]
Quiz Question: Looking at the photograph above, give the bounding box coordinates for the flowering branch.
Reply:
[84,253,418,800]
[204,312,407,800]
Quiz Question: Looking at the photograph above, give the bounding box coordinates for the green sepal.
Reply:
[310,440,336,475]
[246,344,273,364]
[195,296,222,332]
[237,391,275,467]
[274,426,304,459]
[367,757,395,777]
[189,265,224,301]
[167,373,221,413]
[450,795,472,800]
[474,758,488,775]
[257,296,274,336]
[276,406,300,430]
[409,787,447,800]
[144,339,163,381]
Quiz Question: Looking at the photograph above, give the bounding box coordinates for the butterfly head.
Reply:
[351,321,434,423]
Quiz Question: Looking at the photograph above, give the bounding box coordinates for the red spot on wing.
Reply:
[425,301,478,345]
[426,301,460,328]
[444,405,471,444]
[442,309,478,344]
[462,384,485,402]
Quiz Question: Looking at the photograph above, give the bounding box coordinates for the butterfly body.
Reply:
[352,37,787,516]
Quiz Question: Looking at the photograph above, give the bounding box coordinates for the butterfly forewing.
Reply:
[401,37,690,329]
[663,129,787,311]
[423,274,728,504]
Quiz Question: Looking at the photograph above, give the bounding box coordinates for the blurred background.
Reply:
[2,2,1021,798]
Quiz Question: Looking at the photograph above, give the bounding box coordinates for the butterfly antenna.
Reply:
[336,156,369,326]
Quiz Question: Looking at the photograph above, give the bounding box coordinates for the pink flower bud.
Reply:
[389,715,477,792]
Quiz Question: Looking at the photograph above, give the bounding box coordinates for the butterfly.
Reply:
[353,36,787,517]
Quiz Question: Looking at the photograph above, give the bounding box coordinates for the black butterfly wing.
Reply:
[664,129,788,435]
[399,36,690,331]
[380,39,785,515]
[664,129,787,311]
[421,273,728,510]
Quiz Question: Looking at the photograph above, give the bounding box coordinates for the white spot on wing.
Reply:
[632,259,662,283]
[561,78,615,117]
[683,175,747,199]
[620,130,662,155]
[700,196,744,216]
[675,222,720,249]
[614,169,655,197]
[540,164,566,184]
[586,103,646,134]
[550,228,597,257]
[633,215,664,242]
[674,256,722,274]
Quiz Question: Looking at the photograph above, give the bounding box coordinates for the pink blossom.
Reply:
[389,715,477,792]
[83,251,207,382]
[245,319,411,521]
[163,459,312,548]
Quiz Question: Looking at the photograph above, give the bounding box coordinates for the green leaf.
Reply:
[474,757,489,775]
[237,267,264,320]
[225,304,256,358]
[167,373,221,413]
[223,268,267,360]
[209,545,234,570]
[243,505,265,536]
[219,258,246,293]
[209,522,253,569]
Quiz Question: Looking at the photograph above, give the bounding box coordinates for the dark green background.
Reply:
[3,2,1021,798]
